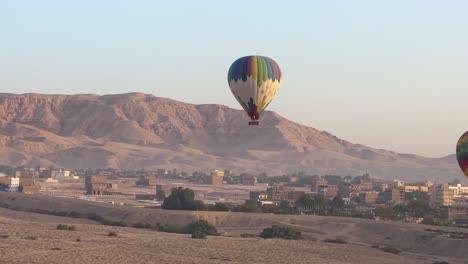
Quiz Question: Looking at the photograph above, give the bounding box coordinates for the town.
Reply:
[1,165,467,228]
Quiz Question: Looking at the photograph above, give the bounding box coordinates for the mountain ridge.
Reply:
[0,92,460,182]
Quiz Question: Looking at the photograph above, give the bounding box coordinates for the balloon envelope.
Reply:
[456,131,468,178]
[227,55,282,123]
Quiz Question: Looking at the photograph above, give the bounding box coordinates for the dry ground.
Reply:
[0,207,447,264]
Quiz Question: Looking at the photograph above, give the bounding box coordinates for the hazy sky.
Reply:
[0,0,467,158]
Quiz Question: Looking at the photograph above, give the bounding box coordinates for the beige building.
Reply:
[383,188,405,204]
[394,180,405,188]
[449,184,468,197]
[204,170,224,185]
[359,191,379,204]
[311,179,328,193]
[430,184,455,207]
[85,175,109,195]
[405,185,429,193]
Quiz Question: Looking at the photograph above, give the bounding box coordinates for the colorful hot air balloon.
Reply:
[456,131,468,178]
[227,55,282,125]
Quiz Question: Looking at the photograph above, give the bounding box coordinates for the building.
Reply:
[359,182,373,192]
[359,191,379,204]
[405,185,429,193]
[85,175,109,195]
[439,207,468,221]
[249,191,268,203]
[204,170,224,185]
[425,181,434,188]
[453,197,468,208]
[267,185,293,202]
[394,180,405,188]
[449,184,468,197]
[318,185,338,199]
[348,184,361,198]
[21,185,40,194]
[240,174,257,186]
[430,184,455,207]
[311,179,328,193]
[156,169,167,177]
[18,177,35,186]
[383,188,405,204]
[9,177,19,192]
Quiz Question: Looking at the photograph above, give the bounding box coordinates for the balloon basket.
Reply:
[248,121,259,126]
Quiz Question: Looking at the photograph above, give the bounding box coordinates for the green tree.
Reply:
[184,220,218,236]
[162,187,205,211]
[213,202,230,211]
[259,226,302,240]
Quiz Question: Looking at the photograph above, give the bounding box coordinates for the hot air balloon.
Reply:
[227,55,282,125]
[456,131,468,178]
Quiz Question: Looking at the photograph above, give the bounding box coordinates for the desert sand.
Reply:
[0,207,448,264]
[0,193,467,263]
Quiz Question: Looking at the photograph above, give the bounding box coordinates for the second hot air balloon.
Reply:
[227,55,282,125]
[456,131,468,179]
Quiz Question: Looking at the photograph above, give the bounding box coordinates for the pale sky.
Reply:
[0,0,467,158]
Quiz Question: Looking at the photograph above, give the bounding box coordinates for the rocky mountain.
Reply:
[0,93,461,182]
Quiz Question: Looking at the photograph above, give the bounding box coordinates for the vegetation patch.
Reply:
[191,231,207,239]
[107,231,118,237]
[57,224,76,231]
[380,246,401,254]
[322,237,347,244]
[259,226,302,240]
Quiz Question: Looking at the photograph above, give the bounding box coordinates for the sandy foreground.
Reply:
[0,208,462,264]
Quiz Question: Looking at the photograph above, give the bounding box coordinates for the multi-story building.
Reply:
[359,182,373,191]
[85,175,109,195]
[267,186,293,202]
[394,180,405,188]
[439,206,468,221]
[9,177,19,192]
[204,170,224,185]
[449,184,468,197]
[405,185,429,193]
[430,184,455,207]
[318,185,338,199]
[240,174,257,186]
[383,188,405,204]
[311,179,328,193]
[359,191,379,204]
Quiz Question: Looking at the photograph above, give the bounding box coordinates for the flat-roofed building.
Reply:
[430,184,455,207]
[240,174,257,186]
[405,185,429,193]
[204,170,224,185]
[449,184,468,197]
[359,191,379,204]
[318,185,338,199]
[383,188,405,204]
[85,175,109,195]
[267,185,293,202]
[311,179,328,193]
